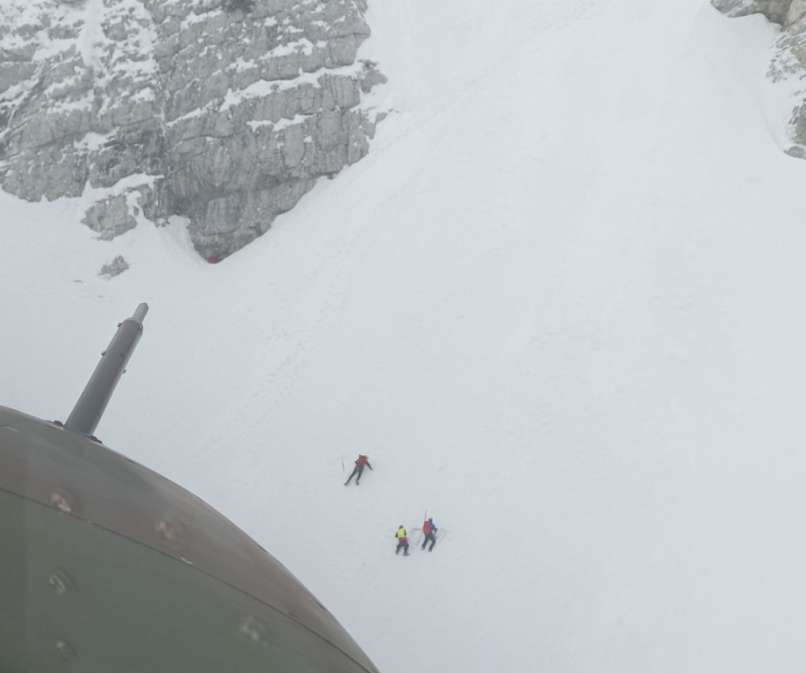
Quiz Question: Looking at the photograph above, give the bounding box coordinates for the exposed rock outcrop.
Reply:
[713,0,804,24]
[0,0,386,259]
[99,254,129,277]
[714,0,806,156]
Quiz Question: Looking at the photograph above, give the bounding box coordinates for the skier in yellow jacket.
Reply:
[394,525,410,556]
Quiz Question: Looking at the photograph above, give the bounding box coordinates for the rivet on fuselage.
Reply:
[155,520,176,541]
[49,490,73,514]
[239,616,267,643]
[55,639,76,661]
[155,518,184,545]
[48,569,73,596]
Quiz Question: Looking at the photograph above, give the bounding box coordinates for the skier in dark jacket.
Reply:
[394,525,410,556]
[344,454,373,485]
[421,517,438,551]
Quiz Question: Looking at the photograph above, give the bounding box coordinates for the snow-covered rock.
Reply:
[714,0,806,24]
[99,253,129,277]
[0,0,385,258]
[714,0,806,155]
[713,0,794,23]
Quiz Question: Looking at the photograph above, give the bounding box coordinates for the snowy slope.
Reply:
[4,1,806,672]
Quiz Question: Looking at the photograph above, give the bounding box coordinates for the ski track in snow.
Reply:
[3,1,806,672]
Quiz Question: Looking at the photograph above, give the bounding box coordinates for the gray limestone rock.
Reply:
[99,254,130,278]
[0,0,386,259]
[713,0,806,24]
[83,194,138,240]
[714,0,806,154]
[358,60,388,94]
[713,0,793,22]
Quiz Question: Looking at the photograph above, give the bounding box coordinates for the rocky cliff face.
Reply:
[0,0,386,259]
[713,0,806,24]
[714,0,806,157]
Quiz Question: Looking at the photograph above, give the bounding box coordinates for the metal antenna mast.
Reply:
[64,303,148,437]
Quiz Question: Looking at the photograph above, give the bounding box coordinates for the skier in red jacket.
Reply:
[344,454,373,486]
[421,517,438,551]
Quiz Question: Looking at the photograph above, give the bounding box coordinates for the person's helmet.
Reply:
[398,525,403,529]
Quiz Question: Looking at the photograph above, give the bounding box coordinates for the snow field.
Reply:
[3,1,806,672]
